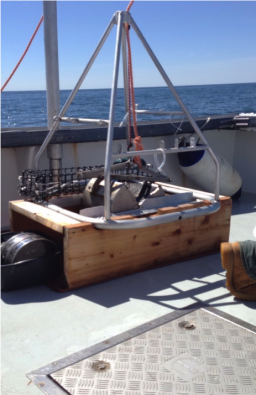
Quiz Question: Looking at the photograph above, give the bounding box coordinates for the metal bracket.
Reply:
[114,10,131,25]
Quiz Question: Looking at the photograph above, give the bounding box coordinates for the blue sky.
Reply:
[1,1,256,91]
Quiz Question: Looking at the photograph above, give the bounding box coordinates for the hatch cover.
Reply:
[28,308,256,395]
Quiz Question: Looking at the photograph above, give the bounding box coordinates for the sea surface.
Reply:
[1,83,255,128]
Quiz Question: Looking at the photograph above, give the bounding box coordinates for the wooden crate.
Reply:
[9,193,232,291]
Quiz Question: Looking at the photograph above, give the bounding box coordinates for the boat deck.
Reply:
[1,192,256,394]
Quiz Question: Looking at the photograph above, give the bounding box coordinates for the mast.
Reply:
[43,0,62,172]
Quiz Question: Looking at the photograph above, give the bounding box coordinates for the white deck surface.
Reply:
[1,192,256,395]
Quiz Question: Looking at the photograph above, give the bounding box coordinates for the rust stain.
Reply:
[72,143,80,167]
[133,235,137,240]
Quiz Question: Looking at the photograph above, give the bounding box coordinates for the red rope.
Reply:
[125,0,143,167]
[126,1,134,12]
[126,44,132,150]
[1,15,44,92]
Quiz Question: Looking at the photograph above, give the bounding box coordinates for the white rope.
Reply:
[171,115,185,136]
[154,148,166,174]
[119,112,129,128]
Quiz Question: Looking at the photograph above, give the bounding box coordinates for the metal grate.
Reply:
[49,309,256,395]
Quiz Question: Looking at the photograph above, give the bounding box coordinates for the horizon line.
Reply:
[2,82,255,93]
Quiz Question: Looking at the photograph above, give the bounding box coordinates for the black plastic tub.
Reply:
[1,255,59,291]
[1,232,60,291]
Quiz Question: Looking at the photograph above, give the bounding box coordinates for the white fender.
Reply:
[179,149,242,198]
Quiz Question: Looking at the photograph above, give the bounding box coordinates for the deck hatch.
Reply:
[28,308,256,395]
[50,309,256,394]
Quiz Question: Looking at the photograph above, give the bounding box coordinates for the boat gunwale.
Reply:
[1,114,239,148]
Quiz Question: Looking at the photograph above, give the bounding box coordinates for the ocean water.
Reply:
[1,83,255,128]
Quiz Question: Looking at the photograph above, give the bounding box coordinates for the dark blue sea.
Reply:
[1,83,255,128]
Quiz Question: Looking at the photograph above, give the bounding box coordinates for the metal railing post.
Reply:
[43,1,62,174]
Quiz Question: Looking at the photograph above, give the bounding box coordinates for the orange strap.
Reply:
[125,0,143,167]
[133,136,144,166]
[1,15,44,92]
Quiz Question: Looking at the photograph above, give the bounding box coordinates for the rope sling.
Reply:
[1,15,44,92]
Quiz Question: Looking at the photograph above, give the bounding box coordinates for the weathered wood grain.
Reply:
[9,200,79,234]
[9,196,232,291]
[63,197,231,289]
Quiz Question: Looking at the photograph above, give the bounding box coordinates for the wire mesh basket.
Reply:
[18,163,170,202]
[18,167,91,202]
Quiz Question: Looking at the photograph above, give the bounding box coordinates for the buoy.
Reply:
[178,146,242,199]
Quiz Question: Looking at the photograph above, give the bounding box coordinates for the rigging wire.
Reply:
[1,15,44,92]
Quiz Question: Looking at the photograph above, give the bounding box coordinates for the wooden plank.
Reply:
[64,223,230,289]
[10,210,64,244]
[111,214,135,220]
[65,197,231,237]
[63,197,231,289]
[157,200,210,215]
[9,200,80,234]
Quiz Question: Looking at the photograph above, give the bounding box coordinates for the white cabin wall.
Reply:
[1,149,20,230]
[1,146,50,230]
[233,130,256,194]
[14,146,39,171]
[204,128,256,194]
[203,129,236,165]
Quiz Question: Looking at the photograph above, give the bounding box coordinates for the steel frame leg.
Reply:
[104,12,125,220]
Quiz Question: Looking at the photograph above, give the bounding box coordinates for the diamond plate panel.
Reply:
[51,310,256,395]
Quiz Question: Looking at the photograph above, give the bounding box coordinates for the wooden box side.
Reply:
[9,200,80,235]
[63,197,232,290]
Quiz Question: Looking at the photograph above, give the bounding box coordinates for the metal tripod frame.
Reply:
[34,10,220,230]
